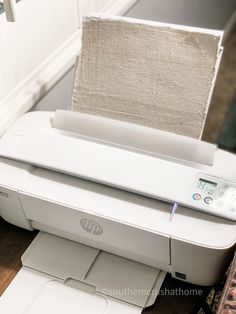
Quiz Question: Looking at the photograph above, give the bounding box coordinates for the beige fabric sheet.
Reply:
[72,15,222,138]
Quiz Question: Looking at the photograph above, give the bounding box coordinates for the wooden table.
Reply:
[0,217,212,314]
[0,218,37,295]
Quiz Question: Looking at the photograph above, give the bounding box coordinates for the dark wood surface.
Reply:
[0,217,211,313]
[0,217,37,295]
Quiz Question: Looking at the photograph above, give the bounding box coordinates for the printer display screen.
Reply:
[197,179,217,195]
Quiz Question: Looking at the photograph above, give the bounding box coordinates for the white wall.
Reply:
[0,0,80,103]
[0,0,137,135]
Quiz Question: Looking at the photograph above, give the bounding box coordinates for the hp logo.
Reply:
[80,218,103,235]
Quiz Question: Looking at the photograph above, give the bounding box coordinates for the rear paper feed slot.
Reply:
[53,110,216,166]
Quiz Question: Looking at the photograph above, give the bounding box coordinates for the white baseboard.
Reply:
[102,0,138,15]
[0,30,81,136]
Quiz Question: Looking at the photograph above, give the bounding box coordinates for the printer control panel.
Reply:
[189,174,236,221]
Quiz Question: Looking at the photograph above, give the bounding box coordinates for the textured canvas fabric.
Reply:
[72,15,222,138]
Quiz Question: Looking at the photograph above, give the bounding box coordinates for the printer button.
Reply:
[204,197,213,204]
[193,193,201,201]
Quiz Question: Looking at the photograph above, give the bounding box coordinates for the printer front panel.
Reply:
[18,192,171,271]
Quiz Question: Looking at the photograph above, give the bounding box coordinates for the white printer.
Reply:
[0,110,235,313]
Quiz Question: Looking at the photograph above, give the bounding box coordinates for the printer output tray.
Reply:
[0,232,166,313]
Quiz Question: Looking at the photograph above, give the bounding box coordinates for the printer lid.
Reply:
[0,110,217,167]
[0,111,236,221]
[0,111,218,205]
